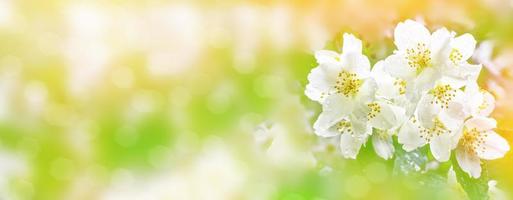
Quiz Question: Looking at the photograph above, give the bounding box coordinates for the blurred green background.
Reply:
[0,0,512,199]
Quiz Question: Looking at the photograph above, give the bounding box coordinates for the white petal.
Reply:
[305,63,339,102]
[465,117,497,132]
[315,50,339,64]
[350,117,372,137]
[305,85,325,103]
[371,60,386,77]
[340,52,371,78]
[446,97,468,121]
[460,63,482,82]
[394,20,431,50]
[399,96,417,115]
[416,93,441,128]
[477,90,495,117]
[313,94,354,131]
[430,134,453,162]
[452,33,477,61]
[442,63,482,87]
[369,102,406,130]
[465,79,480,94]
[438,109,464,131]
[372,61,403,98]
[342,33,363,54]
[350,102,369,121]
[437,75,466,90]
[314,123,341,138]
[383,53,416,80]
[430,28,453,64]
[377,79,400,98]
[398,119,427,151]
[339,133,366,159]
[389,105,408,129]
[371,61,392,85]
[372,133,394,160]
[478,131,510,160]
[456,146,482,178]
[465,81,483,114]
[355,78,377,102]
[447,167,458,185]
[451,126,464,149]
[414,67,440,93]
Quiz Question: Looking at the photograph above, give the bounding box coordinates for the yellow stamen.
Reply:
[334,71,363,97]
[449,48,463,65]
[429,84,456,109]
[393,78,407,95]
[367,102,381,120]
[336,119,352,135]
[460,127,487,154]
[406,43,432,73]
[419,117,451,142]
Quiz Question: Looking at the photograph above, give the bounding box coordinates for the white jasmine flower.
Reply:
[314,115,371,159]
[305,20,509,171]
[314,99,406,160]
[388,20,482,160]
[305,33,370,104]
[398,79,465,161]
[383,20,480,95]
[309,37,408,160]
[361,99,406,160]
[383,20,446,94]
[454,117,509,178]
[462,81,496,117]
[398,109,462,161]
[313,86,408,160]
[416,80,465,122]
[371,61,413,105]
[308,33,378,159]
[441,30,482,86]
[450,81,507,178]
[370,60,414,124]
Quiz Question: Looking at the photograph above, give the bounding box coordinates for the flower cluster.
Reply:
[305,20,510,178]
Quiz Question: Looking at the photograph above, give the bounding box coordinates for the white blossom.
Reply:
[305,19,509,170]
[305,33,370,104]
[306,34,376,159]
[389,20,483,162]
[454,117,509,178]
[384,20,481,92]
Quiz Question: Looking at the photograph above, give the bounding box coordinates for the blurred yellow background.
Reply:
[0,0,512,199]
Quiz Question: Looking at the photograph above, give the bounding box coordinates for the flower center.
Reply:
[429,84,456,109]
[366,102,381,120]
[334,71,363,97]
[449,48,463,65]
[431,117,449,135]
[460,127,486,154]
[406,43,431,73]
[419,117,451,142]
[393,78,407,95]
[336,119,353,135]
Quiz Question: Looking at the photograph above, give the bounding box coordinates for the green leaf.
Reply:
[451,156,489,200]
